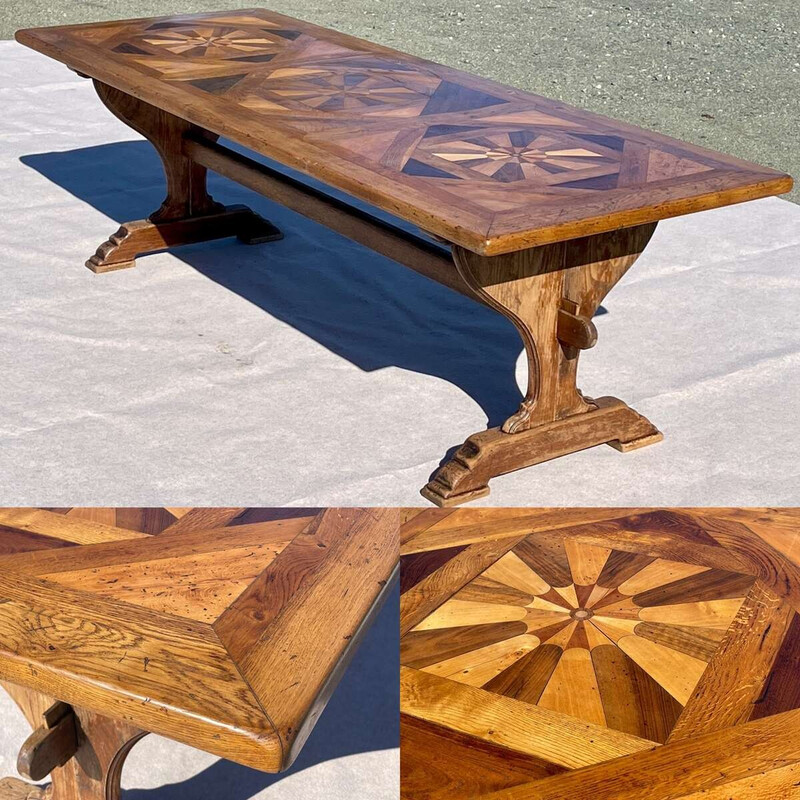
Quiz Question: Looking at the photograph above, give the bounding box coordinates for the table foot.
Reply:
[607,428,664,452]
[0,779,50,800]
[86,204,282,272]
[421,396,661,506]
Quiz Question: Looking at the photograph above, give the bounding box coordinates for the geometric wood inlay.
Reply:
[400,507,800,799]
[404,540,753,741]
[16,10,792,254]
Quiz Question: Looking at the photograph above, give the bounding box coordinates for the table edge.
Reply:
[14,16,794,255]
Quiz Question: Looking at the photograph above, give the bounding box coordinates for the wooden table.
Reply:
[16,10,793,506]
[0,507,397,799]
[400,507,800,799]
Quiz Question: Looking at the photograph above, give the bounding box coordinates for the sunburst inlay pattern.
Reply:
[417,129,619,184]
[402,538,756,742]
[266,68,430,113]
[143,26,280,59]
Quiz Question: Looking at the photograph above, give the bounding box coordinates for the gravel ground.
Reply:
[1,0,797,200]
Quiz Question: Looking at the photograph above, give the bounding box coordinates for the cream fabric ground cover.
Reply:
[0,37,799,800]
[1,43,799,509]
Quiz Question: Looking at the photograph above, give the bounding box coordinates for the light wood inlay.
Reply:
[400,507,800,799]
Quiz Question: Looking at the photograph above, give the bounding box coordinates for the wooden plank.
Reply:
[401,714,564,800]
[0,509,149,545]
[475,707,800,800]
[0,526,76,556]
[400,509,457,545]
[156,507,245,534]
[401,667,655,770]
[0,518,312,576]
[401,509,640,555]
[671,762,800,800]
[668,581,795,741]
[749,609,800,721]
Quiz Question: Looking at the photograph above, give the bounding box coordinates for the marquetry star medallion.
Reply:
[402,127,628,186]
[402,538,757,742]
[425,130,616,183]
[262,66,438,114]
[142,27,281,59]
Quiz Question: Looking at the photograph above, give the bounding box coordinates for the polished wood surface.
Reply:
[400,508,800,799]
[16,9,791,255]
[0,507,398,779]
[14,11,794,504]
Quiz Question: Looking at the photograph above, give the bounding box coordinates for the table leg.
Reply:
[422,223,662,506]
[85,81,282,272]
[1,682,145,800]
[0,778,50,800]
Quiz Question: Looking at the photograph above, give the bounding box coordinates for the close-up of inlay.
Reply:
[400,508,800,799]
[404,537,753,740]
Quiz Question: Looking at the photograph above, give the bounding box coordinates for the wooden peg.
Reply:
[557,308,598,350]
[17,702,78,782]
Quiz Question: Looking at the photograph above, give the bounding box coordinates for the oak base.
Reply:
[421,396,662,507]
[86,204,283,273]
[1,682,145,800]
[0,779,50,800]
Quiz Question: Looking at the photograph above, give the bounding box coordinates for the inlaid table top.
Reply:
[0,506,397,772]
[16,9,792,255]
[400,507,800,799]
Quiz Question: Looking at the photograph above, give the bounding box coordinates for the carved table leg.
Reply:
[86,81,282,272]
[422,223,663,506]
[1,682,145,800]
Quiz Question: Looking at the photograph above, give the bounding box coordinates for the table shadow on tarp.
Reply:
[20,140,608,461]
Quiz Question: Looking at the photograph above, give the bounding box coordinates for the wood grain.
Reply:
[401,507,800,799]
[476,707,800,800]
[668,580,795,740]
[401,714,563,800]
[0,507,397,773]
[401,667,654,769]
[15,10,792,255]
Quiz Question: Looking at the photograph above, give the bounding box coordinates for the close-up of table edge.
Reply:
[13,10,793,256]
[0,508,399,774]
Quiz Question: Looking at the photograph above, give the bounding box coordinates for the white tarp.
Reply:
[0,39,799,798]
[1,43,799,509]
